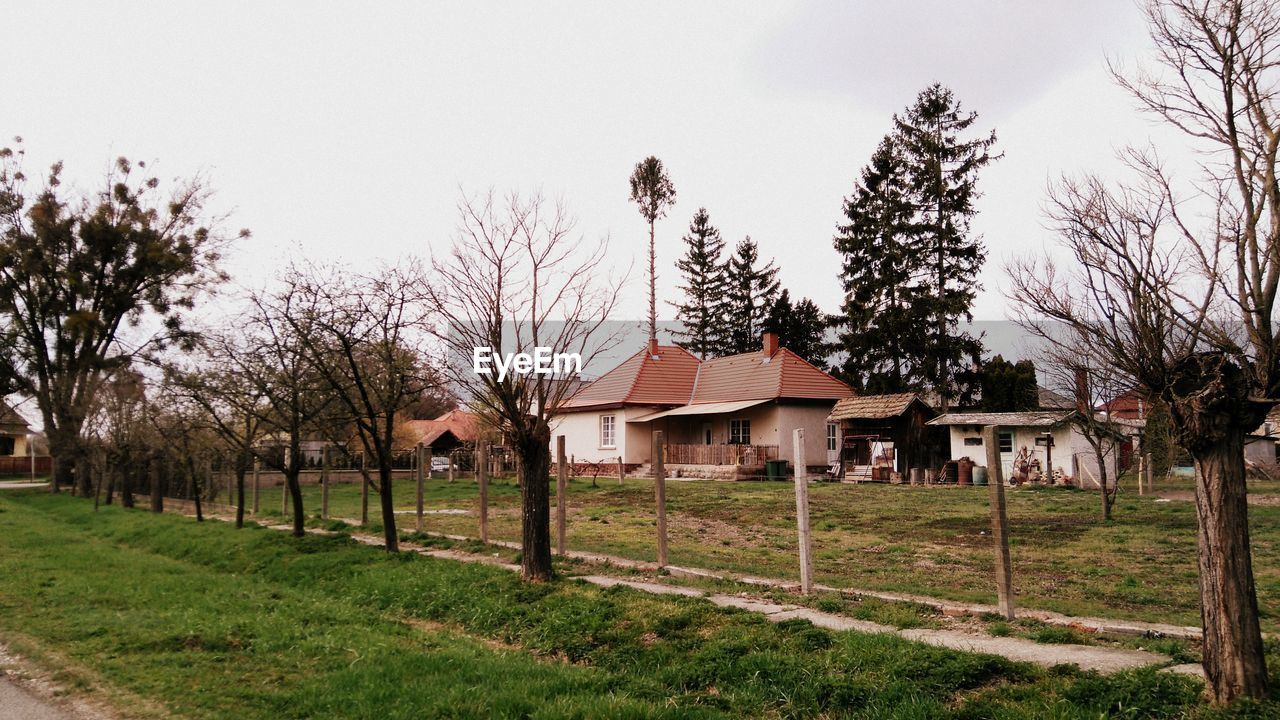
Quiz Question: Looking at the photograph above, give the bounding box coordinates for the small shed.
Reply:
[827,393,942,481]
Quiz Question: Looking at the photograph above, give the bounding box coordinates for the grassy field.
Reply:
[3,489,1279,719]
[269,473,1280,634]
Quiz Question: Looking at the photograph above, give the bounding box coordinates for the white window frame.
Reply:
[826,423,838,452]
[729,418,751,445]
[599,414,616,449]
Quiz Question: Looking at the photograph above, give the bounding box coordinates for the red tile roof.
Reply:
[564,343,850,410]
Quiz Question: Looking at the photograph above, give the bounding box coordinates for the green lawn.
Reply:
[269,473,1280,634]
[4,490,1278,718]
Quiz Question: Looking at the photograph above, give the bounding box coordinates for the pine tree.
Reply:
[978,355,1038,411]
[722,237,780,355]
[628,156,676,344]
[893,83,999,408]
[831,135,931,393]
[763,290,830,366]
[670,208,728,359]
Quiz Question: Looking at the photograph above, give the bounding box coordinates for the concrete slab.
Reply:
[768,608,893,634]
[577,576,705,597]
[708,595,797,615]
[898,630,1167,673]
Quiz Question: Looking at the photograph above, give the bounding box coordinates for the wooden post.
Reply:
[251,457,260,515]
[478,443,490,542]
[983,425,1015,620]
[1044,434,1053,484]
[321,448,330,520]
[793,428,813,594]
[1144,452,1153,493]
[556,436,568,556]
[223,456,231,505]
[1136,453,1145,495]
[448,451,455,483]
[654,431,668,568]
[416,442,425,534]
[617,455,624,485]
[360,451,369,525]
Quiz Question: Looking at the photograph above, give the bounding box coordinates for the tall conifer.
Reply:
[671,207,728,359]
[722,237,779,355]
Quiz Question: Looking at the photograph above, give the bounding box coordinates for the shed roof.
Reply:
[928,411,1074,428]
[828,393,932,421]
[0,400,29,431]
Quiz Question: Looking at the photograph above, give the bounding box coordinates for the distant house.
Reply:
[928,410,1122,487]
[552,333,853,478]
[401,410,477,454]
[0,400,30,457]
[827,393,943,481]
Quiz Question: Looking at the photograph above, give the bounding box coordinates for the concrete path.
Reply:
[0,481,49,490]
[257,516,1186,676]
[0,675,80,720]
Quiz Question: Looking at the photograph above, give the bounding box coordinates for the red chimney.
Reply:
[762,331,779,357]
[648,338,659,357]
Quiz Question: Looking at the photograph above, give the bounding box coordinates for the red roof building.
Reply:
[553,334,853,473]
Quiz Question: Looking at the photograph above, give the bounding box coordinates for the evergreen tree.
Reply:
[722,237,780,355]
[670,208,728,359]
[831,135,931,393]
[628,156,676,344]
[763,290,830,366]
[893,83,999,408]
[978,355,1038,411]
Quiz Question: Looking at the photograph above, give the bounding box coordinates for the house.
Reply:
[401,410,477,454]
[927,410,1122,488]
[827,393,943,481]
[0,400,31,457]
[552,333,853,478]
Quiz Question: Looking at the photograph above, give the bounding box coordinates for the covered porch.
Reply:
[628,400,782,479]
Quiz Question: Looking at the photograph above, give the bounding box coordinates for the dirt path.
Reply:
[250,516,1198,677]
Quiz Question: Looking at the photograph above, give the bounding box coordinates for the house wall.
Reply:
[1245,437,1277,466]
[549,406,659,465]
[775,405,837,467]
[945,425,1119,485]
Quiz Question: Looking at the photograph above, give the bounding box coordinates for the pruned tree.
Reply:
[670,207,728,359]
[628,156,676,344]
[283,262,438,554]
[427,190,623,581]
[0,143,236,494]
[1008,148,1270,701]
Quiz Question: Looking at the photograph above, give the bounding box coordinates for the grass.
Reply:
[4,490,1278,718]
[266,473,1280,634]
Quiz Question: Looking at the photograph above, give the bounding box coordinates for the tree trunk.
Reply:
[379,464,399,553]
[75,455,92,498]
[1192,435,1270,703]
[286,470,305,537]
[120,466,134,509]
[648,220,657,343]
[516,424,553,582]
[149,458,164,513]
[104,468,116,505]
[235,468,246,529]
[1095,444,1112,521]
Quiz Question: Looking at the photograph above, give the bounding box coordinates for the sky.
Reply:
[3,1,1195,386]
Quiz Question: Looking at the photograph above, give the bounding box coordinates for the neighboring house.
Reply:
[928,410,1122,488]
[553,333,853,477]
[1102,389,1151,421]
[0,400,31,457]
[401,410,478,454]
[827,393,943,480]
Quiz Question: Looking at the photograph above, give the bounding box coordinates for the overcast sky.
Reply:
[6,1,1186,332]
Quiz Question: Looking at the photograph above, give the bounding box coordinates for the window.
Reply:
[998,432,1014,454]
[599,415,616,448]
[963,437,983,446]
[826,423,838,452]
[0,436,13,455]
[729,419,751,445]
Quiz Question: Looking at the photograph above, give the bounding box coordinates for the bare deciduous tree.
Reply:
[427,191,623,581]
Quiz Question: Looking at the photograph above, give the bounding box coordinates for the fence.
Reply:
[664,443,778,466]
[0,455,50,476]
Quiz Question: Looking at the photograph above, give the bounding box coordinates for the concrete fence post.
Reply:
[556,436,567,556]
[617,456,624,485]
[1144,452,1153,493]
[793,428,813,594]
[653,431,668,568]
[983,425,1015,620]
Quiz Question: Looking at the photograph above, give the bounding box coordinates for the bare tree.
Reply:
[1008,151,1270,701]
[283,262,437,553]
[427,191,623,581]
[82,365,151,509]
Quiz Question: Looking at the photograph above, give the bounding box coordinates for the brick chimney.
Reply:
[762,331,779,357]
[648,337,659,357]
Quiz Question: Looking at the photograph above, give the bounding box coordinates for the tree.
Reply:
[628,156,676,344]
[285,262,438,554]
[670,207,728,359]
[0,143,235,494]
[722,237,780,355]
[1009,148,1271,700]
[831,135,931,392]
[82,365,151,509]
[763,290,830,366]
[978,355,1038,412]
[427,191,623,581]
[894,84,998,408]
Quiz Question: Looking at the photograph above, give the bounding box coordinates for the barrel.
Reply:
[943,460,958,484]
[957,457,974,486]
[973,466,989,486]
